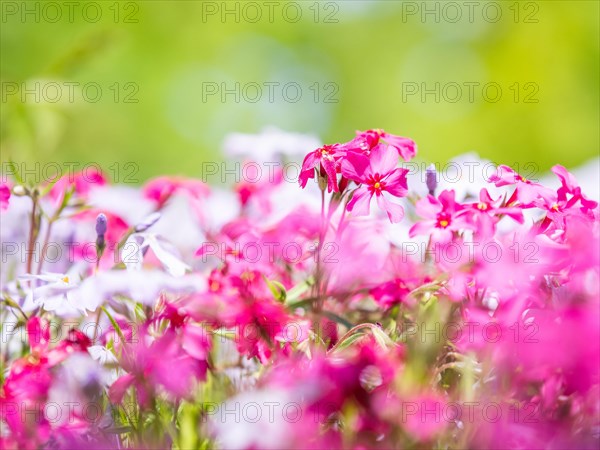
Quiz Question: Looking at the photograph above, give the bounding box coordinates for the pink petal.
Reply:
[340,152,370,182]
[108,374,135,404]
[27,317,49,353]
[182,325,211,360]
[384,134,417,161]
[415,196,442,220]
[347,187,373,217]
[409,220,435,238]
[383,168,409,197]
[369,144,399,175]
[376,193,405,223]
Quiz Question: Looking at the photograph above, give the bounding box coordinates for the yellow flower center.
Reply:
[61,276,69,283]
[439,220,449,228]
[373,182,381,190]
[551,203,560,211]
[477,202,488,211]
[241,271,255,282]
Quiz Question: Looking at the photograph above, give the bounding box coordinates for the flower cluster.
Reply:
[0,128,598,449]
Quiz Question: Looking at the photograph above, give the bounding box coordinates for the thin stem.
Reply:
[36,220,54,274]
[92,306,103,343]
[313,189,326,308]
[335,196,351,240]
[26,197,38,275]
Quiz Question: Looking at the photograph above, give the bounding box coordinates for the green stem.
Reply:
[26,196,38,275]
[36,220,54,274]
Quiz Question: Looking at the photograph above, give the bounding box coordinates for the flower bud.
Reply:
[12,185,27,196]
[95,213,108,236]
[425,164,437,196]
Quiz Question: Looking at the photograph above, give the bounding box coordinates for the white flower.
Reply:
[88,345,118,365]
[21,268,85,315]
[223,126,321,163]
[122,232,190,277]
[76,269,206,308]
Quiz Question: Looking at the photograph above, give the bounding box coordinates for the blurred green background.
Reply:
[1,0,598,182]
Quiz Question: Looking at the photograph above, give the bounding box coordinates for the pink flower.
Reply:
[459,188,524,237]
[143,176,210,208]
[108,325,207,407]
[235,163,284,212]
[0,182,10,210]
[49,168,106,202]
[353,128,417,161]
[409,190,471,243]
[342,144,409,223]
[0,318,91,449]
[489,165,554,206]
[552,164,598,213]
[530,166,598,233]
[298,143,345,192]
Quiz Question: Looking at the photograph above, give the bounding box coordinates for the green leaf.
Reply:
[330,332,366,352]
[322,311,353,329]
[263,277,286,303]
[6,161,24,185]
[285,280,310,304]
[101,306,126,346]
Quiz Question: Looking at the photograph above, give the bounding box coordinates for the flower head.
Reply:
[342,144,409,223]
[409,189,471,243]
[298,143,344,193]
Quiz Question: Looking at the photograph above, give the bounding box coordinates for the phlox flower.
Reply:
[536,165,598,232]
[298,129,416,195]
[459,188,524,237]
[48,168,106,204]
[209,270,300,363]
[0,318,91,449]
[0,182,10,210]
[489,164,554,206]
[298,143,345,193]
[21,268,85,315]
[223,126,321,162]
[351,128,417,161]
[122,232,190,277]
[75,269,206,309]
[409,189,472,243]
[153,300,212,364]
[108,326,206,407]
[369,252,430,308]
[342,144,409,223]
[143,175,210,209]
[234,163,284,212]
[552,164,598,213]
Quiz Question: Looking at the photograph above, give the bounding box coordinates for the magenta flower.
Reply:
[143,175,210,208]
[108,325,206,407]
[298,143,345,192]
[0,182,10,210]
[342,144,409,223]
[489,164,554,206]
[529,165,598,233]
[459,188,524,237]
[352,128,417,161]
[552,165,598,213]
[409,189,471,243]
